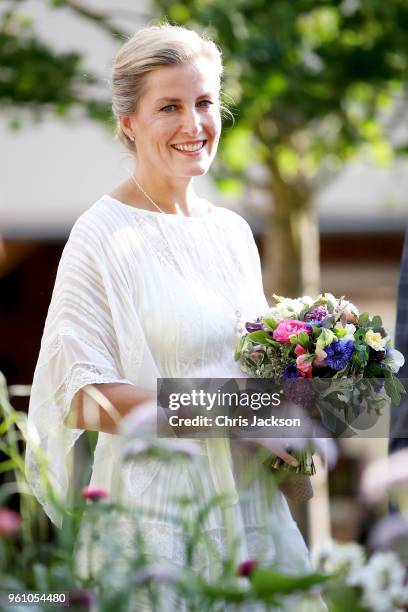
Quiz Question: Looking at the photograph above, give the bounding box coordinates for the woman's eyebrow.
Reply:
[156,93,214,104]
[156,97,180,103]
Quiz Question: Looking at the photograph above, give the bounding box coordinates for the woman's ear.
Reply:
[119,115,134,141]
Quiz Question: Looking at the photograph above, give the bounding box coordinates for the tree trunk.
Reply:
[262,168,320,299]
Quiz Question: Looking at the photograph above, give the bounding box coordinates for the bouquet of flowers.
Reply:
[234,293,405,476]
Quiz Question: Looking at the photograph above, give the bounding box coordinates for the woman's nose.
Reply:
[181,108,201,136]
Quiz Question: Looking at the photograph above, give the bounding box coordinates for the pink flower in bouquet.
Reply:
[0,508,21,537]
[273,320,310,344]
[237,559,258,577]
[296,354,313,378]
[81,485,109,501]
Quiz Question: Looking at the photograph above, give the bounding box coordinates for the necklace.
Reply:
[130,173,174,215]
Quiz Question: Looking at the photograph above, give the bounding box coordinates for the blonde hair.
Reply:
[111,23,224,153]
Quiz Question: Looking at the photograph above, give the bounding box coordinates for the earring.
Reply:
[128,134,135,142]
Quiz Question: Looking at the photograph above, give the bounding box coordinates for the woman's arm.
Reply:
[65,383,156,435]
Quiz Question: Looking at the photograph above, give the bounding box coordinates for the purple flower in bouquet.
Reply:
[304,305,328,323]
[325,340,354,371]
[245,321,263,333]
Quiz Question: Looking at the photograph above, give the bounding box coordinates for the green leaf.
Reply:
[371,315,383,330]
[251,567,330,596]
[385,377,401,405]
[354,327,368,344]
[312,324,322,336]
[394,377,407,395]
[234,336,245,360]
[32,562,49,591]
[264,337,281,347]
[263,317,278,330]
[247,330,269,345]
[358,312,370,327]
[297,331,310,349]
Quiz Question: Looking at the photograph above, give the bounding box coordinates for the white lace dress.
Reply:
[25,194,324,610]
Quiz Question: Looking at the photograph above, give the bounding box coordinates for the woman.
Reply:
[25,24,323,609]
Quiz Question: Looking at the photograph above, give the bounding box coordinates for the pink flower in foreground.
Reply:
[296,354,313,379]
[81,485,109,501]
[68,589,97,609]
[273,320,310,344]
[0,508,21,537]
[237,559,258,578]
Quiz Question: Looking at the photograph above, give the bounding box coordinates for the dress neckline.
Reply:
[101,194,216,222]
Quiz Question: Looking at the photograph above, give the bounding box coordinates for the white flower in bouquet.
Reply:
[365,329,387,352]
[386,348,405,374]
[267,294,313,321]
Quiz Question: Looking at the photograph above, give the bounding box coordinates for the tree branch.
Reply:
[51,0,133,39]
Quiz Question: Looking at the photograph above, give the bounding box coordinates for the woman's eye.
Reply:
[161,104,177,112]
[198,100,213,108]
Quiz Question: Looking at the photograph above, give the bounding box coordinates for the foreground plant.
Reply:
[313,540,408,612]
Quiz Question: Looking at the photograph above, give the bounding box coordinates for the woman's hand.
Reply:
[235,435,300,467]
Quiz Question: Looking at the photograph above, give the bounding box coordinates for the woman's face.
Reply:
[125,57,222,179]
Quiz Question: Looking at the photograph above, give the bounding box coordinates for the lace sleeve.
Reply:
[25,218,135,527]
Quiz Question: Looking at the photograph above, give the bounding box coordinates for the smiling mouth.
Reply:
[171,140,207,152]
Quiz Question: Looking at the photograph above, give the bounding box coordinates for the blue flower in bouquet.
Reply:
[325,340,355,371]
[283,364,299,379]
[304,305,328,323]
